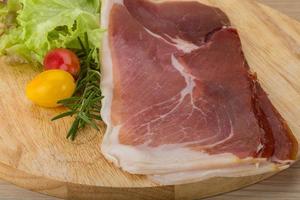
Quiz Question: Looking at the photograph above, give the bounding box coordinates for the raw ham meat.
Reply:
[100,0,298,185]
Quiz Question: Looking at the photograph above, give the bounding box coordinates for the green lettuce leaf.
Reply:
[0,0,101,64]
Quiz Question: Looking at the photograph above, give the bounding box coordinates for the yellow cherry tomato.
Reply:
[26,70,76,108]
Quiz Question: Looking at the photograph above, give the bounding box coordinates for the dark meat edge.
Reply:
[113,1,299,162]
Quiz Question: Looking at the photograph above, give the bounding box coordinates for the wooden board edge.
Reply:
[0,1,300,200]
[0,162,67,199]
[174,172,277,200]
[0,161,175,200]
[0,159,282,200]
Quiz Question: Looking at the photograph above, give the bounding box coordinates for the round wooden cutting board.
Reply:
[0,0,300,199]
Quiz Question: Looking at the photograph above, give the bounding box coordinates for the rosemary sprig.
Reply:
[52,32,102,140]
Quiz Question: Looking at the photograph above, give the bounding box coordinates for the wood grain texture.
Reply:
[207,162,300,200]
[0,0,300,200]
[257,0,300,20]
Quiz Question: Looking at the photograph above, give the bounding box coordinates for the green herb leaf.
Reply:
[51,111,76,121]
[53,32,102,140]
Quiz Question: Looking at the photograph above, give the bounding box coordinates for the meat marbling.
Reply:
[100,0,298,185]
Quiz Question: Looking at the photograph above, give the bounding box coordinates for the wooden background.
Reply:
[0,0,299,199]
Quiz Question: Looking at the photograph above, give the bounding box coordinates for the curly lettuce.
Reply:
[0,0,102,64]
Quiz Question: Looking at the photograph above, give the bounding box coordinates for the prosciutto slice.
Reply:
[100,0,298,185]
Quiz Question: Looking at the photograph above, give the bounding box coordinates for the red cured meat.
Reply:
[100,0,298,185]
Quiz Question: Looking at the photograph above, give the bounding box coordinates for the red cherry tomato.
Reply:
[44,48,80,77]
